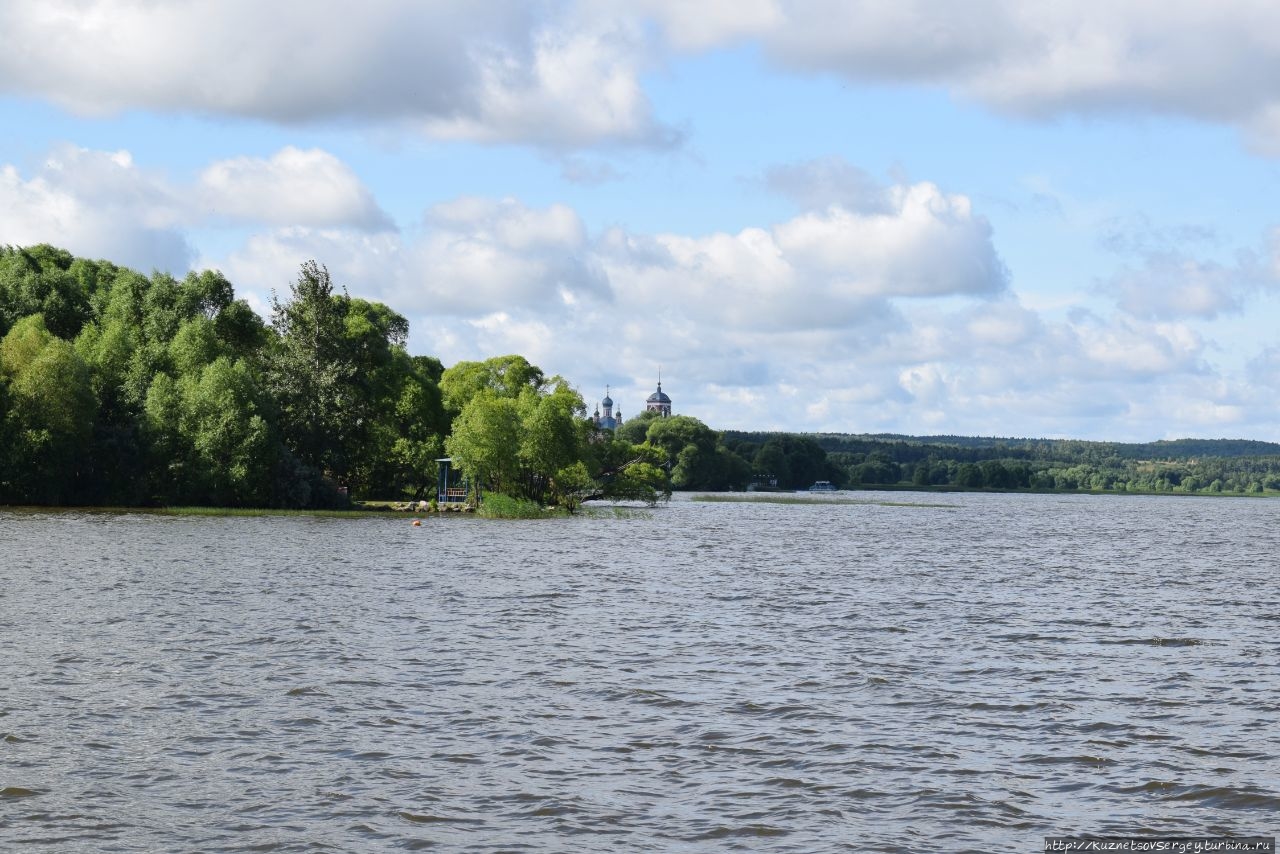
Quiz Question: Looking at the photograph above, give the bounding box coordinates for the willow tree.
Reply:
[0,315,96,503]
[442,362,590,507]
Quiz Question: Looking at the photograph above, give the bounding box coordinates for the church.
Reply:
[645,379,672,417]
[592,379,672,432]
[592,387,623,431]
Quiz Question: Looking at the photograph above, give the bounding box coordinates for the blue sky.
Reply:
[4,0,1280,441]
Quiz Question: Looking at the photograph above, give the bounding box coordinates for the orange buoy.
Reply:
[411,519,422,526]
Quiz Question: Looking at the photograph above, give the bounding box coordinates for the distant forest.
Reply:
[3,245,1278,509]
[723,431,1280,494]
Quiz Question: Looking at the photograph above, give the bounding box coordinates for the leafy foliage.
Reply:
[0,249,446,508]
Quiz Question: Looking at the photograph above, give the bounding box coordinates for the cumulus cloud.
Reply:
[1,143,393,279]
[1069,311,1207,378]
[773,183,1007,299]
[0,146,192,272]
[0,0,672,149]
[197,147,392,230]
[837,299,1236,439]
[10,2,1280,153]
[11,2,1280,152]
[637,0,1280,154]
[1246,345,1280,390]
[212,228,404,312]
[196,174,1007,422]
[402,197,609,315]
[420,20,677,148]
[595,179,1006,338]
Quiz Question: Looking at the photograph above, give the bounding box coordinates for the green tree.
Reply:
[444,390,523,497]
[517,380,587,504]
[0,316,97,502]
[646,415,744,490]
[581,432,671,505]
[615,409,659,444]
[385,355,447,499]
[177,357,274,506]
[439,354,545,417]
[340,298,413,496]
[955,462,985,488]
[265,261,356,484]
[143,372,188,503]
[0,245,93,339]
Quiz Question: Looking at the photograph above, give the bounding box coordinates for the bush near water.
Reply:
[3,245,1279,511]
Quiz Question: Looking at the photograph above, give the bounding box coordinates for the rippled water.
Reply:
[2,493,1278,852]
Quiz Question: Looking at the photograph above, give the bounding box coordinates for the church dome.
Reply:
[646,383,671,404]
[602,393,613,407]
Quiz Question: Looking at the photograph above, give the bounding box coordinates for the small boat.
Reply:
[808,481,837,492]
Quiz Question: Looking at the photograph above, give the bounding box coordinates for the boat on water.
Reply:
[808,481,838,492]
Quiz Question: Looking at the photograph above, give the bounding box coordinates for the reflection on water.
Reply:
[2,493,1277,852]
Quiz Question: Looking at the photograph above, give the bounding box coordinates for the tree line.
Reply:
[0,246,736,509]
[4,245,1278,509]
[725,431,1280,495]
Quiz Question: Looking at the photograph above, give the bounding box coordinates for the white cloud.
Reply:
[198,147,391,230]
[420,20,676,148]
[194,178,1005,427]
[639,0,1280,154]
[9,2,1280,152]
[774,183,1007,299]
[0,143,390,280]
[595,179,1006,337]
[1070,312,1206,378]
[212,227,403,308]
[1247,346,1280,390]
[403,197,609,315]
[197,181,1267,441]
[0,0,672,149]
[0,146,192,272]
[625,0,782,51]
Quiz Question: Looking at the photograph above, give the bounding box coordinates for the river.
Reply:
[2,492,1277,852]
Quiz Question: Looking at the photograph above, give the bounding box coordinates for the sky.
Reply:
[3,1,1280,442]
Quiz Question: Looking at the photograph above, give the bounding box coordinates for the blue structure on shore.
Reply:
[435,458,475,504]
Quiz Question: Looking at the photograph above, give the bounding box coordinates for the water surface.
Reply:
[2,493,1277,851]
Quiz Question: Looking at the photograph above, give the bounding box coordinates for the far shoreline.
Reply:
[1,483,1275,522]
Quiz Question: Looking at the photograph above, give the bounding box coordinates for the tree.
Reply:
[0,245,93,339]
[645,415,744,490]
[580,432,671,505]
[383,355,447,499]
[439,354,545,418]
[444,390,523,497]
[615,409,659,444]
[176,357,274,506]
[518,380,587,504]
[0,316,96,502]
[955,462,985,488]
[340,298,413,496]
[266,261,356,483]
